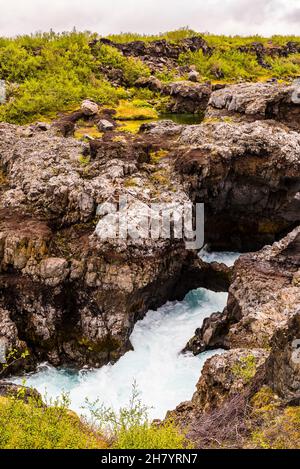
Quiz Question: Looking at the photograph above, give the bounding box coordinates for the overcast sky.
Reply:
[0,0,299,37]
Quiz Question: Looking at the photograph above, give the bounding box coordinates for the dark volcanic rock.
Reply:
[0,381,43,403]
[164,81,212,113]
[136,77,212,113]
[172,120,300,250]
[191,227,300,351]
[167,349,268,425]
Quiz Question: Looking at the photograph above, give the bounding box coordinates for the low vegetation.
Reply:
[0,393,107,449]
[0,29,299,124]
[115,99,158,120]
[231,354,257,382]
[250,387,300,449]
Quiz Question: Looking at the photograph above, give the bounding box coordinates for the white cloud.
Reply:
[0,0,299,37]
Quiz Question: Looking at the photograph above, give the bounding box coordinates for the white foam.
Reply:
[199,245,241,267]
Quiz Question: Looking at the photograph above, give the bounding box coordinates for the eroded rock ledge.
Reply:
[206,82,300,131]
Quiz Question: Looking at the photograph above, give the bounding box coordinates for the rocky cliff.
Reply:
[1,82,300,374]
[170,227,300,448]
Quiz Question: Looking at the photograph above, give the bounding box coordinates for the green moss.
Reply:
[74,126,103,140]
[251,405,300,449]
[124,178,138,187]
[231,354,257,382]
[78,154,90,166]
[203,117,222,124]
[150,149,169,164]
[115,100,158,120]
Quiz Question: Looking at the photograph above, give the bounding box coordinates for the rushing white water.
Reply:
[12,252,239,420]
[199,245,241,267]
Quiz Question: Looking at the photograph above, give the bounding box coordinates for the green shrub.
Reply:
[92,43,150,85]
[107,27,197,44]
[179,49,266,81]
[86,383,191,449]
[0,393,107,449]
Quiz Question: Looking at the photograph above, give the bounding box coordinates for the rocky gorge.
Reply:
[0,33,300,448]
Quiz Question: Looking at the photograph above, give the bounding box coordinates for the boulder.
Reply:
[81,100,99,116]
[97,119,115,131]
[164,81,212,113]
[188,70,200,82]
[0,115,299,373]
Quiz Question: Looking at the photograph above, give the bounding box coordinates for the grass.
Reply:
[117,119,155,133]
[74,126,103,140]
[78,154,90,166]
[115,100,158,120]
[0,169,7,185]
